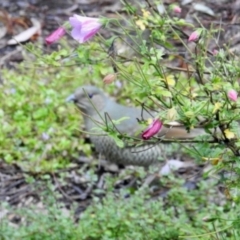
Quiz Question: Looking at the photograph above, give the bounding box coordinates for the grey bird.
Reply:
[67,85,205,166]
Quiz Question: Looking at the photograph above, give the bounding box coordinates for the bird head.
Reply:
[66,85,108,116]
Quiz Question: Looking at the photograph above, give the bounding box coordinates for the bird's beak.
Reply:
[66,94,76,102]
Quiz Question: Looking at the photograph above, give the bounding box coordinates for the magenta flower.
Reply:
[172,5,182,13]
[142,119,163,140]
[45,27,66,45]
[188,31,200,42]
[228,89,238,102]
[69,15,102,43]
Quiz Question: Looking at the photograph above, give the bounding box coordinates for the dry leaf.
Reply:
[8,18,41,45]
[193,3,215,16]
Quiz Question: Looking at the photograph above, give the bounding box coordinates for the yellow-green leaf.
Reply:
[213,102,222,113]
[224,129,235,139]
[164,75,175,87]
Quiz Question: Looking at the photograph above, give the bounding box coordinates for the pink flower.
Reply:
[142,119,163,140]
[69,15,102,43]
[45,27,66,45]
[188,31,199,42]
[173,6,182,13]
[228,90,238,102]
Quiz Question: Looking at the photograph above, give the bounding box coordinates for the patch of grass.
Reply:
[0,42,111,172]
[1,177,240,240]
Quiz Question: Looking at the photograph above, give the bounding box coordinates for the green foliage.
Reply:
[103,2,240,187]
[1,177,240,240]
[0,42,112,172]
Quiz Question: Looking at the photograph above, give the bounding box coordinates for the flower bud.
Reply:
[212,49,218,55]
[45,27,66,45]
[172,5,182,13]
[188,31,200,42]
[142,119,163,140]
[103,73,117,84]
[227,89,238,102]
